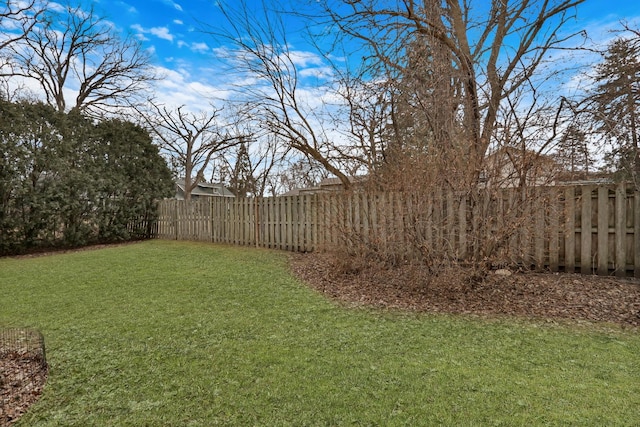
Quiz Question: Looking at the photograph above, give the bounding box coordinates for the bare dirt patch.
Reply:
[289,252,640,328]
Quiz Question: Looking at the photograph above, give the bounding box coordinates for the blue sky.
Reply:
[91,0,640,110]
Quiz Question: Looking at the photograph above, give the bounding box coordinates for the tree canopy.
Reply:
[1,2,155,115]
[589,28,640,188]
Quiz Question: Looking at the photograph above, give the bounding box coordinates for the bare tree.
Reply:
[317,0,586,187]
[214,133,289,197]
[0,0,46,99]
[3,3,155,114]
[210,0,356,189]
[141,103,245,201]
[298,0,592,272]
[0,0,44,52]
[482,76,582,188]
[272,157,330,195]
[330,73,391,175]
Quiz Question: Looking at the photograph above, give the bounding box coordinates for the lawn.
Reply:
[1,240,639,426]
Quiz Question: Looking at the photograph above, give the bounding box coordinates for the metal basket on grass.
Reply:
[0,327,48,413]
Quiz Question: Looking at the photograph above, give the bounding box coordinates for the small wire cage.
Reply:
[1,327,48,424]
[0,328,46,366]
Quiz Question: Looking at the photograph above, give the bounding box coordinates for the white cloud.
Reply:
[131,24,149,41]
[211,46,233,57]
[131,24,174,42]
[150,27,174,42]
[191,42,210,53]
[47,2,66,13]
[210,45,331,83]
[550,13,640,96]
[286,50,324,68]
[150,66,233,112]
[173,19,184,25]
[299,66,334,80]
[109,1,137,15]
[161,0,183,12]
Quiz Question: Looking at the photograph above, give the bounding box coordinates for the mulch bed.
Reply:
[289,252,640,328]
[0,350,47,426]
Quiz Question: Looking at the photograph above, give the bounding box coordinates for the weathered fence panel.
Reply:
[156,183,639,277]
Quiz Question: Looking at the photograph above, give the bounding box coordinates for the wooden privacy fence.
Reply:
[156,183,640,277]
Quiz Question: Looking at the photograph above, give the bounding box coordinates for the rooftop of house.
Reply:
[175,179,235,199]
[281,176,366,196]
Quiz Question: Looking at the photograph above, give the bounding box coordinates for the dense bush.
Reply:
[0,100,173,255]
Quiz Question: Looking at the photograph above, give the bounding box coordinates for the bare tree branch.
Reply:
[0,0,44,52]
[3,3,155,114]
[317,0,586,185]
[137,102,247,200]
[209,0,354,189]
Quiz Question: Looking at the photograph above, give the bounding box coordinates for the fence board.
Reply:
[548,188,560,272]
[635,188,640,278]
[506,189,518,260]
[615,183,626,277]
[446,191,455,253]
[485,191,495,262]
[580,186,593,274]
[458,192,467,259]
[564,187,576,273]
[306,195,314,252]
[597,186,609,275]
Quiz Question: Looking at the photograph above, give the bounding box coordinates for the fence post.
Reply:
[534,188,546,271]
[564,187,576,273]
[174,200,179,241]
[255,197,260,248]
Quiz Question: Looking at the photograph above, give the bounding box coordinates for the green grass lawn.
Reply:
[1,240,639,426]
